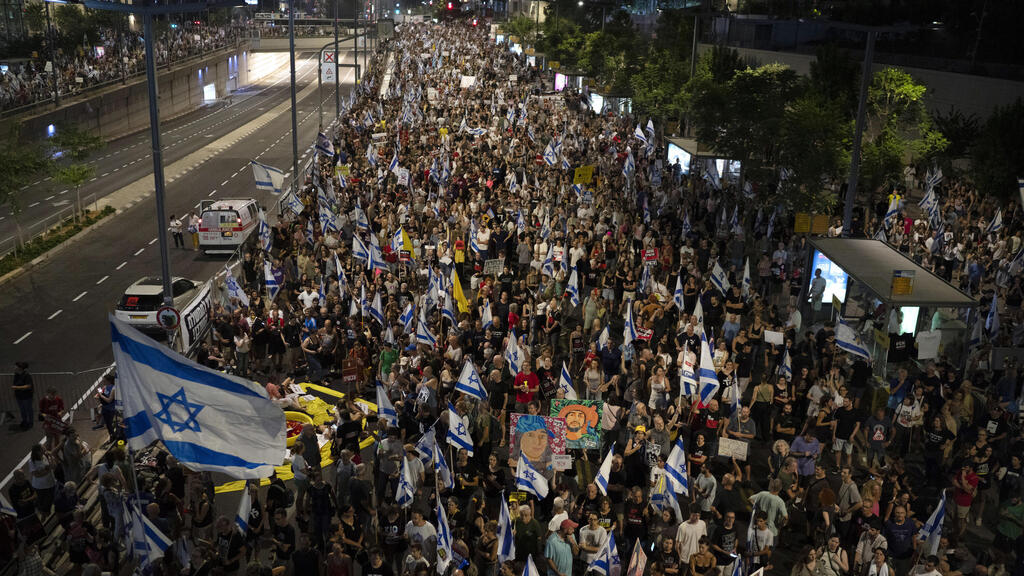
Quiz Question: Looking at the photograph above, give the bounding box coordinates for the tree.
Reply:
[0,127,51,214]
[808,44,859,117]
[630,49,689,132]
[49,123,105,161]
[860,67,948,193]
[53,164,96,222]
[972,98,1024,201]
[24,4,46,35]
[504,16,537,44]
[777,95,851,212]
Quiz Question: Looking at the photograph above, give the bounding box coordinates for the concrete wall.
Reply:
[5,45,252,143]
[252,36,360,52]
[698,43,1024,119]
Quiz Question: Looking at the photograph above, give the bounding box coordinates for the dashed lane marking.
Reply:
[48,310,63,320]
[133,248,145,256]
[96,275,109,285]
[116,261,127,270]
[72,291,87,302]
[148,238,157,245]
[13,332,31,344]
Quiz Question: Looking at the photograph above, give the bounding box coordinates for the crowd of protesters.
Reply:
[0,24,243,112]
[5,17,1024,576]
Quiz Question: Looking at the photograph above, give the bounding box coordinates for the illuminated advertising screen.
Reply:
[809,250,848,305]
[667,142,691,175]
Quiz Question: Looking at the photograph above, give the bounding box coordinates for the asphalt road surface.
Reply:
[0,47,359,486]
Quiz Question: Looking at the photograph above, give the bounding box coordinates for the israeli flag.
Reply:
[622,148,635,179]
[542,246,555,278]
[885,196,900,220]
[918,490,946,557]
[634,124,647,144]
[665,437,690,495]
[598,325,610,351]
[497,493,516,563]
[698,333,720,407]
[683,210,692,235]
[455,360,488,401]
[316,132,334,156]
[446,402,474,455]
[415,316,437,348]
[646,118,655,139]
[368,234,388,271]
[836,319,871,360]
[731,205,739,232]
[558,362,577,400]
[874,226,888,242]
[235,483,251,533]
[224,266,249,307]
[0,494,18,517]
[434,445,455,491]
[692,298,705,330]
[543,140,559,166]
[441,290,457,326]
[711,261,730,294]
[650,473,681,520]
[680,344,696,398]
[986,292,1000,338]
[589,531,620,576]
[250,161,284,194]
[516,455,550,499]
[673,276,685,311]
[504,330,522,375]
[354,203,370,230]
[335,255,347,294]
[110,317,284,478]
[595,445,615,496]
[566,268,580,307]
[338,171,348,189]
[319,204,339,235]
[352,235,370,262]
[468,126,488,137]
[540,215,551,240]
[388,150,400,175]
[766,208,777,239]
[779,349,793,379]
[742,258,752,299]
[128,502,172,569]
[924,166,943,191]
[400,303,415,334]
[264,261,280,301]
[283,190,304,215]
[623,301,637,350]
[365,292,384,326]
[517,210,527,234]
[376,381,399,428]
[523,555,542,576]
[396,454,415,508]
[304,220,315,246]
[571,183,583,199]
[481,300,494,330]
[986,209,1003,234]
[704,159,721,190]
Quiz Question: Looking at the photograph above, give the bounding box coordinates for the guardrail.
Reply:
[0,39,250,120]
[0,192,99,262]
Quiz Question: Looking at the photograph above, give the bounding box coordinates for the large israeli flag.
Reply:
[128,501,172,570]
[497,493,516,563]
[595,445,615,496]
[917,491,946,556]
[665,436,690,495]
[481,300,494,330]
[515,455,549,499]
[415,426,438,466]
[711,261,730,294]
[436,499,454,574]
[257,210,272,254]
[264,261,280,301]
[368,292,385,326]
[352,235,370,262]
[224,266,249,307]
[566,268,580,307]
[504,330,523,375]
[396,455,415,508]
[455,360,487,401]
[282,190,304,215]
[111,316,285,479]
[434,446,454,491]
[250,161,284,194]
[376,382,398,428]
[836,319,871,360]
[446,402,474,455]
[316,132,334,156]
[589,531,621,576]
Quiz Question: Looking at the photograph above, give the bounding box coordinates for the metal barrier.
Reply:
[0,366,112,432]
[0,192,100,261]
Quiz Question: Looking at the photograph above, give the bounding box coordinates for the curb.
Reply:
[0,210,119,288]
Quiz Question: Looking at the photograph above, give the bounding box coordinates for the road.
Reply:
[0,47,359,486]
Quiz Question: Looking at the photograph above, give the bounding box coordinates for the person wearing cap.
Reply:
[544,518,579,576]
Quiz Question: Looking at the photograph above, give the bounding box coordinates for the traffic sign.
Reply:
[156,306,181,331]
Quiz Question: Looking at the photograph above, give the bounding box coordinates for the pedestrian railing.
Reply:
[0,192,101,263]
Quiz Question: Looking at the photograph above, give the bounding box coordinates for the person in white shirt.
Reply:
[867,548,892,576]
[577,512,608,565]
[547,497,569,534]
[297,284,319,310]
[675,504,708,566]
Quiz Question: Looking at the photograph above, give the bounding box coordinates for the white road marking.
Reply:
[208,190,217,197]
[28,202,39,208]
[149,238,157,245]
[134,248,145,256]
[72,291,87,302]
[13,332,31,344]
[96,275,109,285]
[48,310,63,320]
[102,172,110,177]
[60,190,68,195]
[222,180,229,186]
[116,261,127,270]
[45,195,54,201]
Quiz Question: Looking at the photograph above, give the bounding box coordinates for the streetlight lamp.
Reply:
[43,0,64,107]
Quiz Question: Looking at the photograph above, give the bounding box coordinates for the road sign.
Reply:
[891,269,915,296]
[320,49,337,84]
[156,306,181,331]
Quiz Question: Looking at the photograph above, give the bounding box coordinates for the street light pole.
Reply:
[44,0,60,107]
[143,10,173,307]
[288,0,300,193]
[843,30,876,237]
[334,1,340,118]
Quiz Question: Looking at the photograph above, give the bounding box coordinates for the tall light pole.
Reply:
[288,0,299,193]
[82,0,246,311]
[843,30,876,237]
[334,0,340,118]
[44,0,60,106]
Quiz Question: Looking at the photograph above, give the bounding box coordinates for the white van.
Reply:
[197,198,260,255]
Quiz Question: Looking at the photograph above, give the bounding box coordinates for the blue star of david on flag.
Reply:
[153,387,204,433]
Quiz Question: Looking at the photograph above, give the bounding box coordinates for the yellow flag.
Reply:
[401,227,416,259]
[451,269,470,314]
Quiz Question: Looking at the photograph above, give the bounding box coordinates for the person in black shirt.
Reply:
[291,532,322,576]
[271,508,296,568]
[922,416,955,486]
[365,548,395,576]
[710,512,740,569]
[214,516,246,574]
[308,470,337,551]
[832,400,862,470]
